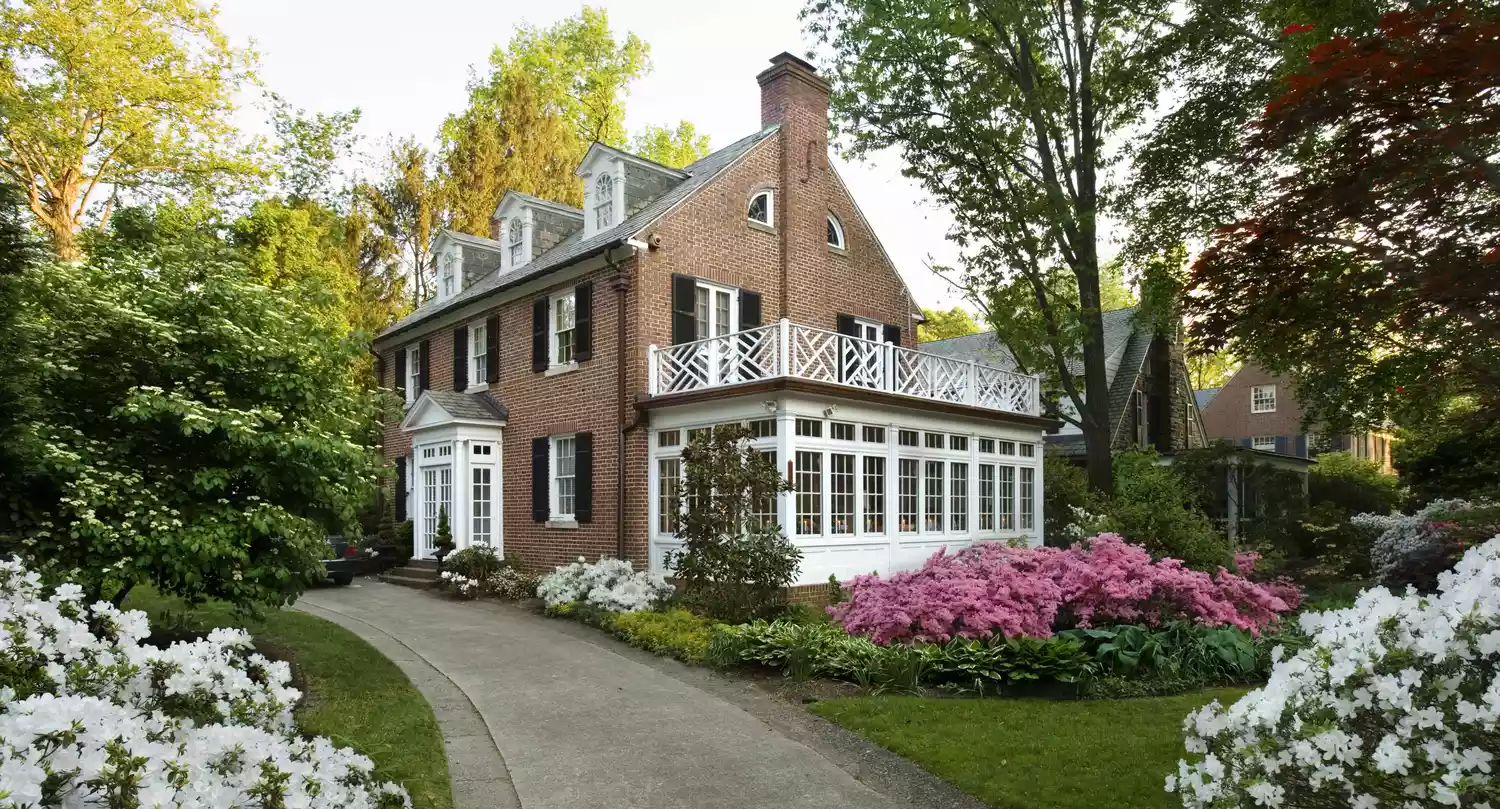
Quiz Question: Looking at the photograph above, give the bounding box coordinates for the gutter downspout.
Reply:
[609,252,632,561]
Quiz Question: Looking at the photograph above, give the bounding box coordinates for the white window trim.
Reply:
[853,317,882,342]
[550,434,578,523]
[748,190,774,227]
[693,279,739,339]
[594,173,615,231]
[507,217,525,270]
[1251,384,1277,413]
[404,346,421,404]
[548,289,578,371]
[440,250,458,299]
[467,320,488,392]
[827,213,846,250]
[1252,436,1277,451]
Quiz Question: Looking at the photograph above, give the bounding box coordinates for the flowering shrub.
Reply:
[439,570,485,598]
[0,558,409,808]
[487,567,540,600]
[536,556,673,613]
[1354,498,1499,590]
[829,534,1300,644]
[1170,534,1500,809]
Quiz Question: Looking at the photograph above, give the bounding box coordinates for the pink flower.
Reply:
[828,534,1301,644]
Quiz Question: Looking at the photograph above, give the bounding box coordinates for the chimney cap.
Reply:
[757,51,830,93]
[768,51,818,73]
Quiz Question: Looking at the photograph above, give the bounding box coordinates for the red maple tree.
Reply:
[1186,4,1500,431]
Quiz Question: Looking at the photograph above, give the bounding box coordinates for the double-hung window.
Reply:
[693,280,737,339]
[950,462,969,532]
[508,218,524,267]
[795,451,822,535]
[923,461,944,532]
[551,291,576,366]
[658,457,681,534]
[898,459,919,533]
[405,346,421,404]
[469,322,487,387]
[1251,384,1277,413]
[552,435,577,521]
[471,444,494,546]
[862,457,885,534]
[1020,467,1036,531]
[998,466,1016,530]
[979,465,996,532]
[830,453,855,535]
[1252,436,1276,451]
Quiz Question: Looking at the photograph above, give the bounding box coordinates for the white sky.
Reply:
[215,0,971,310]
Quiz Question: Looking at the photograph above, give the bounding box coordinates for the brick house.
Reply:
[370,54,1053,586]
[1198,362,1395,472]
[921,306,1208,458]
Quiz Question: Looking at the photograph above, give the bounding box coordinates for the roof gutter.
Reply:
[373,236,629,349]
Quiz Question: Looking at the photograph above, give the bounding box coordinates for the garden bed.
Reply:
[125,587,454,809]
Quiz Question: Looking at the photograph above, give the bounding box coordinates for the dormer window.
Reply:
[595,173,615,230]
[748,190,773,226]
[508,218,523,267]
[441,251,458,297]
[827,213,846,250]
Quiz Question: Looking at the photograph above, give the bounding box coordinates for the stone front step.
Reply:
[379,567,440,590]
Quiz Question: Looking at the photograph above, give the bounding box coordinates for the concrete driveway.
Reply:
[298,581,981,809]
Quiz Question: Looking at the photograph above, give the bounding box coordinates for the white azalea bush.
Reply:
[0,559,409,808]
[536,557,673,613]
[1169,534,1500,809]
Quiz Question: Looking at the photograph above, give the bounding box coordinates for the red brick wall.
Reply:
[1201,364,1306,441]
[377,55,923,575]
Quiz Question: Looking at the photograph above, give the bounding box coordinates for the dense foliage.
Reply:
[437,544,536,600]
[1106,451,1231,569]
[537,557,673,613]
[1043,450,1096,547]
[829,535,1300,645]
[0,244,380,610]
[1354,499,1500,592]
[0,559,409,808]
[665,424,800,623]
[1186,6,1500,439]
[1172,533,1500,809]
[1395,399,1500,504]
[607,608,717,665]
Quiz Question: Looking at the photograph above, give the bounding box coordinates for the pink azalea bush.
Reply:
[829,534,1302,645]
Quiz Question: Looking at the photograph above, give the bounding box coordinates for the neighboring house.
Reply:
[371,54,1053,588]
[921,306,1208,459]
[1199,363,1395,472]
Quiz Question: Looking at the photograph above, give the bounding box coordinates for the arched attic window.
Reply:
[508,218,523,266]
[826,213,846,249]
[748,190,773,225]
[595,173,615,230]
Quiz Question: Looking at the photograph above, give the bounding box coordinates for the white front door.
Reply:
[418,463,452,559]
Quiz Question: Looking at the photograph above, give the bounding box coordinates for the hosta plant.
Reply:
[0,558,409,808]
[1170,533,1500,809]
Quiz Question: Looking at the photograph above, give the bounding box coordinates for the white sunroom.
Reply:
[643,318,1051,586]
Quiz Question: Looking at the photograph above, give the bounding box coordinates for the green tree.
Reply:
[1185,334,1240,391]
[0,241,381,609]
[0,0,258,260]
[630,121,712,169]
[439,7,651,234]
[807,0,1175,492]
[917,306,981,342]
[268,93,363,208]
[366,138,440,304]
[666,424,800,622]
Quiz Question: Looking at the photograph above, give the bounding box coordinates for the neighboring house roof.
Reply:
[919,306,1141,376]
[377,125,781,344]
[1195,387,1221,410]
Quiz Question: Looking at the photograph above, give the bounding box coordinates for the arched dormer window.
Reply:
[508,218,523,266]
[826,213,846,250]
[595,173,615,230]
[748,190,773,226]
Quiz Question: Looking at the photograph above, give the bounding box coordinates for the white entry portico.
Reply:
[401,391,507,560]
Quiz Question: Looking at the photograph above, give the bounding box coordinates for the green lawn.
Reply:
[809,688,1250,809]
[125,587,453,809]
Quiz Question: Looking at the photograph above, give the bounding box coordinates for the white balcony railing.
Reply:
[647,319,1041,417]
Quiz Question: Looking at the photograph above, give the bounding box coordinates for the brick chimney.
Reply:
[758,53,832,319]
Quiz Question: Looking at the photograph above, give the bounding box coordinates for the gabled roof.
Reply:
[919,306,1141,376]
[436,229,507,252]
[493,190,584,221]
[377,125,780,344]
[576,141,691,180]
[1195,388,1221,409]
[400,390,508,431]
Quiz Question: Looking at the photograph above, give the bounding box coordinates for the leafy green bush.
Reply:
[1393,400,1500,504]
[1309,451,1403,515]
[442,544,510,583]
[1043,450,1096,547]
[395,520,414,560]
[607,608,716,664]
[1058,622,1262,683]
[1103,451,1229,569]
[666,424,800,622]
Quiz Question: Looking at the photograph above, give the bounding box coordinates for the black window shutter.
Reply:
[883,323,902,346]
[1274,435,1289,455]
[671,274,696,345]
[394,457,407,522]
[374,353,386,386]
[835,314,857,382]
[740,290,762,329]
[531,437,549,521]
[531,298,548,372]
[453,327,468,391]
[1239,437,1253,448]
[1294,434,1308,458]
[575,432,593,523]
[574,281,594,361]
[485,314,500,383]
[394,348,407,399]
[418,339,430,392]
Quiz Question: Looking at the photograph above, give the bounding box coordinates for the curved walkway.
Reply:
[298,582,980,809]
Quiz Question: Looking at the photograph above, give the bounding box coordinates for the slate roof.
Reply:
[1195,387,1221,410]
[378,125,781,343]
[421,390,508,422]
[918,306,1141,376]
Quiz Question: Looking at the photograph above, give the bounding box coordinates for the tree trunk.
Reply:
[42,187,82,261]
